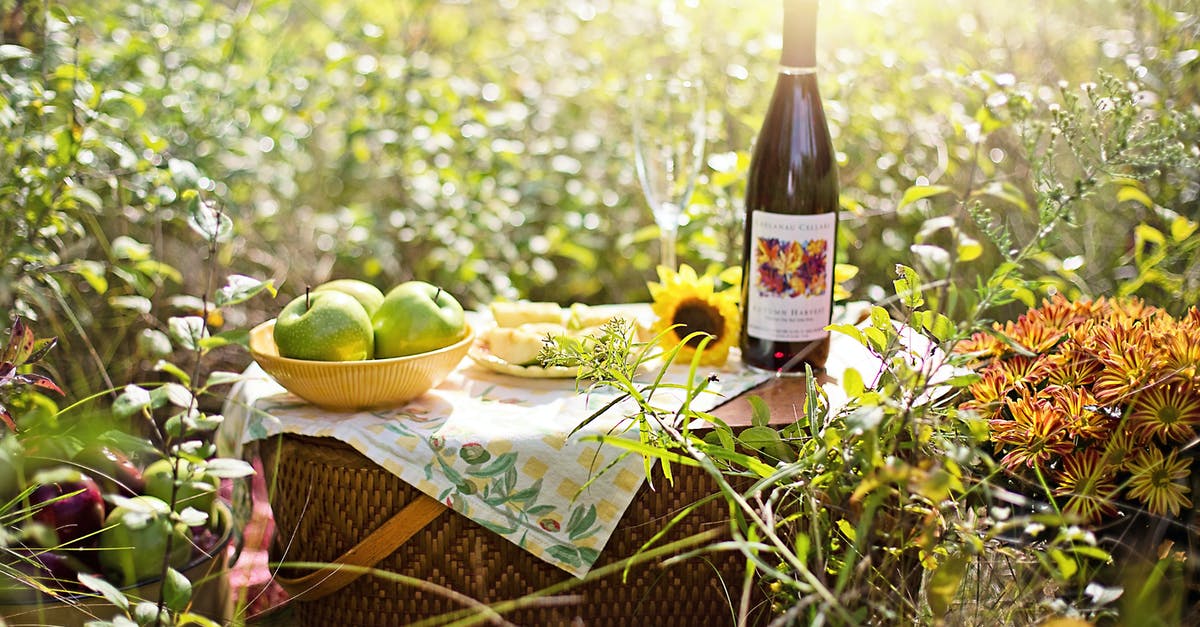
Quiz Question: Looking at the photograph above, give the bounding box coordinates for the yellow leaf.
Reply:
[1117,186,1154,208]
[926,553,967,618]
[1170,216,1198,243]
[957,234,983,262]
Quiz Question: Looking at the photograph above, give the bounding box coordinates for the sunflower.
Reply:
[648,264,741,367]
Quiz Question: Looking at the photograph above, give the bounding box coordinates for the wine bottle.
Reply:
[739,0,839,375]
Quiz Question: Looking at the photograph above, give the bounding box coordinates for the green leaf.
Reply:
[738,426,783,452]
[836,519,856,542]
[826,323,864,344]
[79,572,129,611]
[134,260,183,284]
[747,395,771,427]
[215,275,276,307]
[204,457,255,478]
[898,185,952,212]
[186,195,233,242]
[71,260,108,294]
[112,236,152,261]
[863,327,889,354]
[0,44,32,62]
[927,554,967,618]
[163,566,192,612]
[1049,548,1078,580]
[198,329,248,351]
[546,545,582,568]
[956,234,983,262]
[922,312,957,342]
[169,316,209,351]
[63,186,103,211]
[972,181,1030,211]
[204,371,244,387]
[134,601,163,625]
[892,265,925,309]
[111,295,152,314]
[154,360,192,386]
[113,384,153,419]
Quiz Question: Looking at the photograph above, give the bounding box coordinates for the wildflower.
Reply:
[1125,448,1192,518]
[648,264,740,367]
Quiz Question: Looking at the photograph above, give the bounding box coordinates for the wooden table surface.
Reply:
[709,371,836,428]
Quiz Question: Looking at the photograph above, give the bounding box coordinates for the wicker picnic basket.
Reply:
[260,433,768,626]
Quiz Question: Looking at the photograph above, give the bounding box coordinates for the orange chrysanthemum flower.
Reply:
[1126,383,1200,444]
[954,330,1008,363]
[996,355,1053,394]
[1126,448,1193,518]
[1090,319,1163,404]
[963,296,1200,527]
[1053,450,1120,523]
[1048,385,1113,441]
[1161,332,1200,384]
[995,396,1075,470]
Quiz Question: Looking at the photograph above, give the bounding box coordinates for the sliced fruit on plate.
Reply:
[489,301,564,327]
[483,323,567,366]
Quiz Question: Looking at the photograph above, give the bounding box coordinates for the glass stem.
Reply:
[660,226,677,270]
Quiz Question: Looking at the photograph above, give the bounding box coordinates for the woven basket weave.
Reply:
[261,433,766,626]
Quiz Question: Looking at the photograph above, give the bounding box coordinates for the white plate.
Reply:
[468,342,579,379]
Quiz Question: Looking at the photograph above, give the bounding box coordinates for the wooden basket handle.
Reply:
[274,494,447,602]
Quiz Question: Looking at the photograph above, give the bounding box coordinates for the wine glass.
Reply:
[632,74,706,270]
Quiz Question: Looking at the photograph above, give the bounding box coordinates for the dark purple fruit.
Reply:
[75,444,146,497]
[29,468,106,547]
[0,548,87,600]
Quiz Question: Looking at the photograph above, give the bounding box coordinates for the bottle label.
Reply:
[746,211,836,342]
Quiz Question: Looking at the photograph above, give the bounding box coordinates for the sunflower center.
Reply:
[672,299,725,348]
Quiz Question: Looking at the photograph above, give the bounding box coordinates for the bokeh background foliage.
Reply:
[1,0,1197,397]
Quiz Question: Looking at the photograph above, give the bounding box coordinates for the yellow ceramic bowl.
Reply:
[248,319,473,411]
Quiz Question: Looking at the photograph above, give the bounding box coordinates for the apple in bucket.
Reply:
[372,281,468,358]
[97,495,193,587]
[142,457,220,516]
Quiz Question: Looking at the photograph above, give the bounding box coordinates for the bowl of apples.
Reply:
[249,279,474,411]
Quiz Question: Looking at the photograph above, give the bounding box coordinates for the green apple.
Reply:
[98,495,192,587]
[143,458,219,516]
[313,279,385,317]
[373,281,468,358]
[273,290,374,361]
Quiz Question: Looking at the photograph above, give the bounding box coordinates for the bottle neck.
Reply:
[780,0,819,70]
